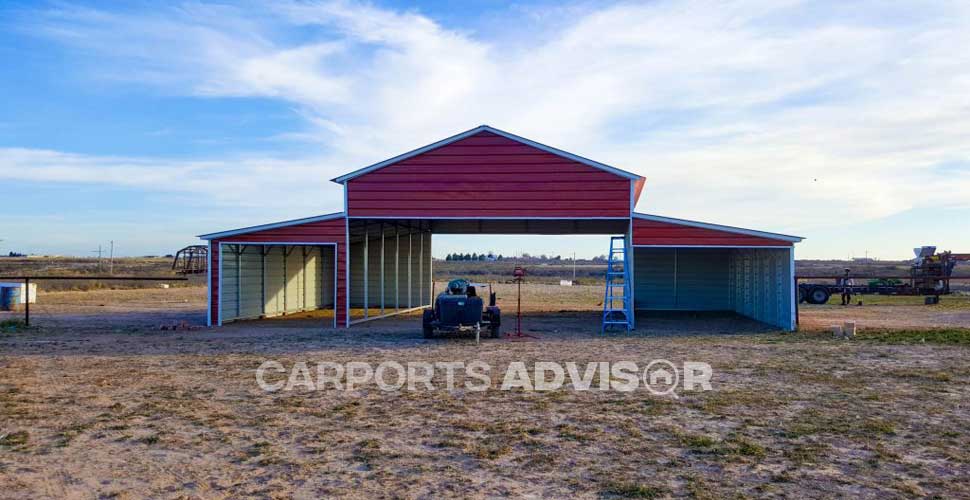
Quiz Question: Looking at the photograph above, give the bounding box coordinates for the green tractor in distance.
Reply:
[422,279,501,339]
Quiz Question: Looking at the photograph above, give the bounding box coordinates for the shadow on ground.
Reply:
[0,310,777,356]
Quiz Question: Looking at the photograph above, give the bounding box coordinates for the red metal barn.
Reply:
[200,125,802,330]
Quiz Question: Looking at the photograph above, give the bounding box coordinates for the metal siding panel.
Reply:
[285,246,303,313]
[210,242,221,325]
[674,249,731,310]
[349,241,365,308]
[633,248,676,310]
[424,232,433,305]
[264,247,285,316]
[729,248,792,329]
[320,246,336,307]
[367,233,382,306]
[346,132,633,218]
[238,248,263,319]
[304,247,320,309]
[383,230,397,309]
[220,245,240,321]
[397,234,411,309]
[633,218,794,246]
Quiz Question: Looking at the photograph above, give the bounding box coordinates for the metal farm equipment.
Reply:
[422,279,501,339]
[799,246,969,304]
[172,245,208,275]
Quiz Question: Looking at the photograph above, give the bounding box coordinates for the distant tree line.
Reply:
[441,252,609,263]
[445,252,503,261]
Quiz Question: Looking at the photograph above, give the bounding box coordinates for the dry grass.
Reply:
[0,284,968,497]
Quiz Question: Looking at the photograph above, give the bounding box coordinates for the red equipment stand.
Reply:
[507,266,540,340]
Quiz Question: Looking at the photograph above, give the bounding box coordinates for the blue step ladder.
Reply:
[602,236,633,332]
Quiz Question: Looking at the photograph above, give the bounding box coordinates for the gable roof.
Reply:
[633,213,804,243]
[331,125,644,183]
[198,212,344,240]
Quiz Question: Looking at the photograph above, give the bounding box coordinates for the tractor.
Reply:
[422,279,501,339]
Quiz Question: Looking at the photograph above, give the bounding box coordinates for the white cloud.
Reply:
[9,0,970,256]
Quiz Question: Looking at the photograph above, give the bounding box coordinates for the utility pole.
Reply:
[109,240,114,275]
[572,252,577,282]
[93,245,103,272]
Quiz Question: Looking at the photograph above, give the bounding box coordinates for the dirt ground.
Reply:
[1,286,968,498]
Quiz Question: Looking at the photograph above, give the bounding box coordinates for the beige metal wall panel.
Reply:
[422,232,433,305]
[398,233,412,308]
[409,233,421,308]
[303,247,320,310]
[264,246,285,316]
[383,231,398,309]
[285,246,304,313]
[220,245,240,321]
[367,234,382,308]
[238,247,264,319]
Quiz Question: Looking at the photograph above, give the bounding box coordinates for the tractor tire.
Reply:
[422,309,435,339]
[808,286,830,305]
[487,308,501,338]
[798,286,807,304]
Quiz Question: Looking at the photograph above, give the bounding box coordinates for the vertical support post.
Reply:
[395,226,400,312]
[302,246,308,311]
[260,246,266,317]
[235,245,241,319]
[282,246,287,314]
[380,223,385,316]
[419,231,425,306]
[24,278,30,327]
[672,248,678,309]
[363,227,369,319]
[408,231,413,309]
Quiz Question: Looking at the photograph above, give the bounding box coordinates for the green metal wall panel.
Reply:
[729,248,793,330]
[633,248,676,310]
[633,248,730,311]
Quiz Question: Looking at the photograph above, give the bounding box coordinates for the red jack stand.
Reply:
[506,265,540,341]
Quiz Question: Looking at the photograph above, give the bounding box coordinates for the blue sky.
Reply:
[1,0,968,259]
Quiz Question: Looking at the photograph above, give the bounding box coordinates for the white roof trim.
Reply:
[198,212,345,240]
[633,212,804,242]
[331,124,643,183]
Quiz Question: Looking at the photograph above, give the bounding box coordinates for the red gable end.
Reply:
[346,131,638,218]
